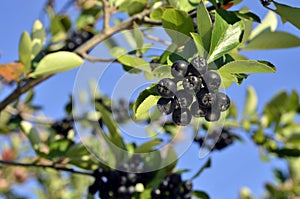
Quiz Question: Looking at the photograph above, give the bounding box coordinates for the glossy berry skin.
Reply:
[157,97,175,115]
[205,108,220,122]
[188,56,208,76]
[196,89,217,108]
[182,75,202,93]
[203,71,221,91]
[190,101,207,117]
[157,78,177,98]
[216,92,230,112]
[171,60,189,79]
[174,90,193,108]
[172,108,192,126]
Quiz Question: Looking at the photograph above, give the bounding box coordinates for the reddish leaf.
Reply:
[0,62,24,82]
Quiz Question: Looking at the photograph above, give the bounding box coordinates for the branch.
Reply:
[75,3,162,55]
[143,32,171,46]
[0,160,94,176]
[0,3,162,113]
[101,0,111,30]
[0,75,52,112]
[81,52,117,63]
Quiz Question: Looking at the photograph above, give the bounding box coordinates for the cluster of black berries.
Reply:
[51,117,74,137]
[62,30,94,51]
[89,156,152,199]
[151,174,193,199]
[156,56,230,126]
[194,128,235,151]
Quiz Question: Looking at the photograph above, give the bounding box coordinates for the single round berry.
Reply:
[157,78,177,98]
[174,90,193,108]
[157,97,175,115]
[172,108,192,126]
[169,174,182,186]
[205,109,220,122]
[203,71,221,91]
[196,89,217,108]
[190,101,207,117]
[151,188,161,198]
[216,92,230,112]
[171,60,189,79]
[188,56,208,76]
[182,75,202,93]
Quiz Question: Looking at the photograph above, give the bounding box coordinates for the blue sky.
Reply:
[1,0,300,199]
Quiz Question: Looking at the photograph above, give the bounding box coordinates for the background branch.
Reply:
[0,3,162,113]
[101,0,111,30]
[0,160,94,176]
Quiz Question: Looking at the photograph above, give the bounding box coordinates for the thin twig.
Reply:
[75,2,162,56]
[0,160,94,176]
[81,53,117,63]
[0,3,162,113]
[6,106,53,124]
[101,0,111,30]
[143,33,171,46]
[0,75,52,112]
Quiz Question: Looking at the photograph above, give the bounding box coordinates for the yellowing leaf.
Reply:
[0,62,24,82]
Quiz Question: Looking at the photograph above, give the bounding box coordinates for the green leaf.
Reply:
[135,139,163,153]
[243,86,258,117]
[167,0,198,12]
[244,31,300,50]
[193,190,210,199]
[191,33,205,58]
[29,51,83,78]
[249,11,277,40]
[133,23,144,50]
[152,65,172,79]
[208,13,244,63]
[110,47,152,73]
[48,139,73,159]
[273,1,300,30]
[96,103,126,149]
[270,148,300,157]
[31,20,46,59]
[20,121,41,153]
[127,0,147,16]
[150,7,166,20]
[110,46,127,57]
[132,84,161,119]
[76,6,101,29]
[235,11,261,23]
[65,143,90,158]
[162,9,194,45]
[218,60,275,88]
[219,60,276,74]
[191,158,211,180]
[196,1,212,53]
[19,31,32,71]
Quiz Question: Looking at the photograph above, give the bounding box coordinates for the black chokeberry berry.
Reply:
[203,71,221,91]
[157,97,175,115]
[216,92,230,112]
[205,108,220,122]
[172,108,192,126]
[157,78,177,98]
[196,89,217,108]
[183,180,193,191]
[188,56,208,76]
[171,60,189,79]
[190,101,207,117]
[182,75,202,93]
[214,129,234,150]
[174,90,193,108]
